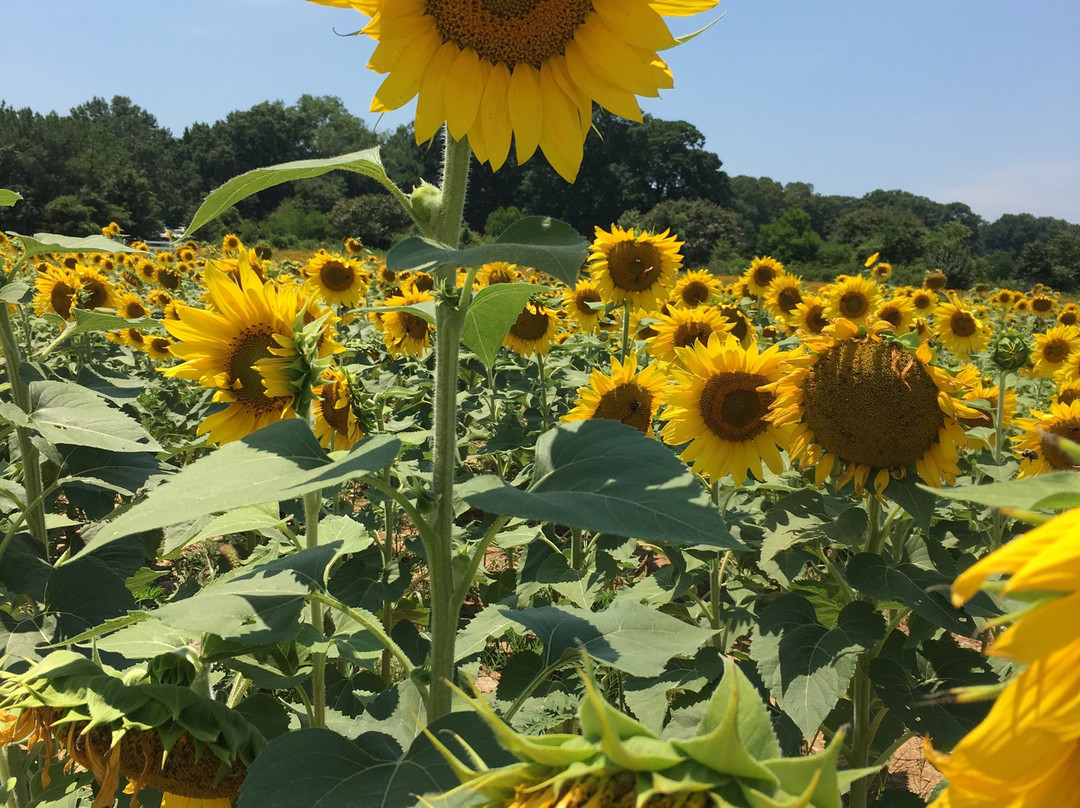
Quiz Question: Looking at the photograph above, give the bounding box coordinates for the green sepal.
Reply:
[760,732,846,808]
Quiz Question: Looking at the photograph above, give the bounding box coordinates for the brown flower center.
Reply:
[672,321,714,349]
[878,305,902,329]
[401,312,430,342]
[51,281,77,319]
[228,328,280,412]
[509,304,551,341]
[593,382,653,433]
[1061,311,1079,326]
[319,382,352,433]
[804,304,828,334]
[719,306,749,341]
[776,285,803,314]
[157,267,181,290]
[840,291,869,318]
[698,371,772,442]
[803,339,945,468]
[1033,297,1055,313]
[1042,339,1069,364]
[574,287,601,316]
[606,241,663,293]
[320,260,355,292]
[950,311,977,338]
[680,280,711,307]
[426,0,592,68]
[1041,418,1080,470]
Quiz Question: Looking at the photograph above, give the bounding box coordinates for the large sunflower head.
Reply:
[766,320,977,496]
[822,274,882,326]
[563,354,667,435]
[1012,400,1080,476]
[313,0,718,182]
[371,286,435,358]
[588,225,682,311]
[659,332,791,485]
[162,266,307,444]
[303,249,370,307]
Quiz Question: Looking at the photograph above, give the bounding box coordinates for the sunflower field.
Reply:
[4,3,1080,808]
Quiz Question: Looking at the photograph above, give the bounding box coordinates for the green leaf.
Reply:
[150,543,340,644]
[926,471,1080,512]
[96,618,200,660]
[186,148,396,237]
[460,420,741,549]
[847,553,976,635]
[887,475,939,534]
[387,217,587,286]
[61,308,161,339]
[46,555,138,643]
[14,232,146,259]
[488,599,716,677]
[753,594,884,741]
[461,284,549,367]
[90,420,400,549]
[0,189,22,207]
[0,380,161,454]
[0,280,30,304]
[178,503,286,554]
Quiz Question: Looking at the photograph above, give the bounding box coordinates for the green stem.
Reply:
[993,369,1009,465]
[451,515,512,608]
[0,305,46,547]
[864,495,885,556]
[847,661,875,808]
[570,527,586,571]
[361,473,438,548]
[310,592,420,687]
[304,489,326,729]
[619,302,631,364]
[536,352,550,433]
[436,134,471,248]
[380,463,397,688]
[1,743,25,808]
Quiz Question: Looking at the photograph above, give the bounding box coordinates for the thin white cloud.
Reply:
[934,160,1080,224]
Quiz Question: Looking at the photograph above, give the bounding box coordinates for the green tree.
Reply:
[631,197,743,267]
[829,207,928,264]
[755,208,823,264]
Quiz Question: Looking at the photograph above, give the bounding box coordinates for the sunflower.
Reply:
[371,287,435,358]
[1012,400,1080,476]
[145,336,174,362]
[476,261,520,287]
[742,256,785,297]
[563,354,667,435]
[33,266,81,321]
[561,278,605,333]
[908,288,938,315]
[822,275,882,326]
[163,266,308,444]
[1013,294,1031,314]
[659,333,791,485]
[932,300,992,359]
[869,261,892,282]
[503,299,559,357]
[1031,324,1080,378]
[669,269,722,308]
[956,367,1017,450]
[762,273,804,322]
[115,291,150,321]
[1058,304,1079,327]
[645,304,732,366]
[873,295,917,335]
[924,269,948,290]
[303,249,369,307]
[588,225,682,311]
[221,233,242,255]
[313,0,718,181]
[926,509,1080,808]
[766,320,976,496]
[1055,379,1080,407]
[790,294,830,335]
[75,264,117,311]
[1031,293,1058,317]
[714,304,756,348]
[313,366,365,451]
[134,258,158,284]
[156,264,183,291]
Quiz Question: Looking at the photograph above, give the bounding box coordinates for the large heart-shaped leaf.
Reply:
[753,594,884,741]
[461,283,549,367]
[89,420,400,549]
[460,420,739,549]
[926,472,1080,512]
[13,232,146,259]
[186,148,399,236]
[387,217,587,286]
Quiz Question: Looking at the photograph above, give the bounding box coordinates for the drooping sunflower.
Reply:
[659,333,791,485]
[370,287,435,358]
[766,320,977,496]
[163,266,308,444]
[561,278,605,333]
[1031,324,1080,378]
[932,300,992,359]
[310,0,718,182]
[669,269,722,308]
[588,225,682,311]
[33,266,81,321]
[742,256,785,297]
[1012,400,1080,476]
[645,304,732,366]
[822,274,882,326]
[563,354,667,435]
[313,366,366,451]
[503,299,559,357]
[303,249,369,307]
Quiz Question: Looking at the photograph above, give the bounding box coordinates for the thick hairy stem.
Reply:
[0,306,46,547]
[304,490,326,728]
[847,661,875,808]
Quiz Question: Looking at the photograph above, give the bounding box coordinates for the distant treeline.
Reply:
[2,94,1078,289]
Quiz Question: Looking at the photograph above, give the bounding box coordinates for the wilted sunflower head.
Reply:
[422,655,848,808]
[767,320,977,496]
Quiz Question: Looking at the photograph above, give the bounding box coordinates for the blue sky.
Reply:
[4,0,1079,224]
